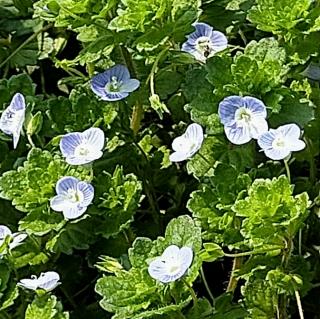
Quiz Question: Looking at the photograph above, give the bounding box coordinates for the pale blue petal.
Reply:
[60,133,83,157]
[264,148,290,161]
[63,205,87,220]
[193,23,213,38]
[225,123,251,145]
[218,96,243,126]
[184,123,203,143]
[179,247,193,271]
[279,123,301,140]
[37,272,60,291]
[65,150,103,165]
[9,233,27,250]
[56,176,79,195]
[91,71,111,89]
[82,128,105,151]
[108,64,130,82]
[257,130,276,150]
[100,91,129,101]
[288,139,305,152]
[50,195,68,212]
[243,96,267,118]
[9,93,25,112]
[148,259,169,282]
[210,31,228,51]
[77,181,94,207]
[120,79,140,93]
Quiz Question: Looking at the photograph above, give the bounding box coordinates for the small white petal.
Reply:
[50,195,68,212]
[178,247,193,272]
[9,233,27,250]
[56,176,79,195]
[0,226,12,239]
[63,206,87,220]
[162,245,180,260]
[37,271,60,291]
[169,151,189,162]
[18,278,38,291]
[82,128,105,151]
[249,116,268,139]
[225,124,251,145]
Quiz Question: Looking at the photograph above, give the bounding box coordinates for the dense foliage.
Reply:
[0,0,320,318]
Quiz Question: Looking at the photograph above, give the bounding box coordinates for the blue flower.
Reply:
[0,93,26,149]
[170,123,204,162]
[218,96,268,145]
[182,22,228,63]
[50,176,94,220]
[18,271,60,292]
[60,127,105,165]
[148,245,193,283]
[91,65,140,101]
[257,124,306,160]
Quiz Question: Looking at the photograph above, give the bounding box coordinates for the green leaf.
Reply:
[96,216,202,318]
[200,243,224,262]
[25,295,69,319]
[93,167,143,238]
[233,175,310,248]
[247,0,312,33]
[242,280,278,319]
[0,148,91,214]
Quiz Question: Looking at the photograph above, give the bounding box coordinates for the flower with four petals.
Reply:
[91,65,140,101]
[50,176,94,220]
[218,95,268,145]
[182,22,228,63]
[18,271,60,292]
[148,245,193,283]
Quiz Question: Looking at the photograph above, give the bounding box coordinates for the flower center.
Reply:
[66,189,81,203]
[166,261,181,275]
[106,76,122,92]
[272,136,286,149]
[74,145,90,157]
[235,107,252,124]
[196,37,212,57]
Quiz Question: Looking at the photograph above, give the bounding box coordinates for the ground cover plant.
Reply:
[0,0,320,318]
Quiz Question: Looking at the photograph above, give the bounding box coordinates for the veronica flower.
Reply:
[18,271,60,292]
[0,225,27,251]
[60,127,105,165]
[0,93,26,149]
[50,176,94,220]
[257,124,306,160]
[218,96,268,145]
[91,64,140,101]
[182,22,228,63]
[170,123,204,162]
[148,245,193,283]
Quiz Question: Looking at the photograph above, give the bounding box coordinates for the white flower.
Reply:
[0,93,26,149]
[18,271,60,292]
[257,123,306,160]
[50,176,94,220]
[218,96,268,145]
[148,245,193,283]
[60,127,105,165]
[169,123,204,162]
[0,225,27,251]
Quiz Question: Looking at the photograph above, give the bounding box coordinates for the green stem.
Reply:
[147,46,169,95]
[224,246,282,258]
[294,289,304,319]
[0,24,52,69]
[226,256,242,293]
[183,279,198,307]
[200,266,214,304]
[284,159,291,184]
[27,134,36,148]
[305,137,316,184]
